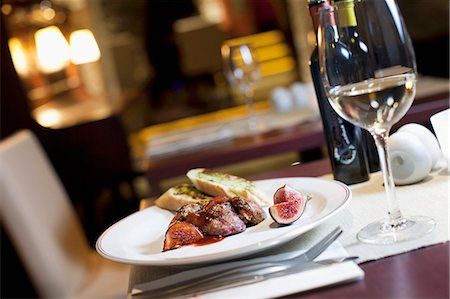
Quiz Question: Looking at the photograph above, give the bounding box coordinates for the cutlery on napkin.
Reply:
[131,227,364,298]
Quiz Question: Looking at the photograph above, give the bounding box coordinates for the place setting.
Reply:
[96,168,363,298]
[93,0,448,297]
[2,0,449,297]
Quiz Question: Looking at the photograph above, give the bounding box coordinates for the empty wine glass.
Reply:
[221,43,260,132]
[317,0,435,244]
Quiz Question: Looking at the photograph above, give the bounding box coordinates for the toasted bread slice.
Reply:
[186,168,270,206]
[154,184,213,211]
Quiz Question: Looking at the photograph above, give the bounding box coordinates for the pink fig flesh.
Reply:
[269,196,309,225]
[273,184,305,204]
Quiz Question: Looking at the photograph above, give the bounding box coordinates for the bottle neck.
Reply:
[309,1,334,36]
[342,26,359,42]
[335,0,363,47]
[335,0,357,27]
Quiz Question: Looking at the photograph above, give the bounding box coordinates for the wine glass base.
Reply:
[357,216,436,245]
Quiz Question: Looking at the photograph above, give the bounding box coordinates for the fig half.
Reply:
[269,185,310,225]
[273,184,305,204]
[163,222,204,251]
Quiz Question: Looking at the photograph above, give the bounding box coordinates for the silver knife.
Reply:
[131,227,342,296]
[132,258,348,298]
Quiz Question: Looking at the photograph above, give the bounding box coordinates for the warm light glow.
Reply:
[70,29,101,65]
[35,109,62,127]
[197,0,225,24]
[8,38,29,76]
[35,26,70,73]
[41,7,56,20]
[1,3,12,15]
[405,80,414,91]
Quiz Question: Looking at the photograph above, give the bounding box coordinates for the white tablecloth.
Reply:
[318,159,449,263]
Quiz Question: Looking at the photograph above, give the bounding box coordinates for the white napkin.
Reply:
[431,109,449,170]
[269,86,294,113]
[185,241,363,299]
[290,81,319,112]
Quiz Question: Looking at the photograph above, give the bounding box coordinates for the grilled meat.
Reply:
[163,196,265,251]
[169,203,204,226]
[201,197,246,236]
[230,196,266,226]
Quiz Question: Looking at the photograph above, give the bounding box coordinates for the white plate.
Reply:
[96,177,351,266]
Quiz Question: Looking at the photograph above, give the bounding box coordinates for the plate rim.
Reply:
[95,177,351,266]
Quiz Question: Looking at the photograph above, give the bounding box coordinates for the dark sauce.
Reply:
[193,235,224,246]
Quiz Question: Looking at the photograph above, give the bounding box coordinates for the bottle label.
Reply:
[331,112,357,165]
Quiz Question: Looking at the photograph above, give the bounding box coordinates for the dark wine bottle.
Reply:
[334,0,380,172]
[308,0,370,184]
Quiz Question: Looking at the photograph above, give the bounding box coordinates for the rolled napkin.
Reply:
[290,81,319,112]
[398,123,442,169]
[389,131,432,185]
[389,123,442,185]
[269,86,293,113]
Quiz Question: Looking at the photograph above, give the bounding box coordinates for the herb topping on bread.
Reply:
[187,168,269,206]
[154,184,213,211]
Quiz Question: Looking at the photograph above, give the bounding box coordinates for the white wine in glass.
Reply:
[318,0,435,244]
[221,43,260,132]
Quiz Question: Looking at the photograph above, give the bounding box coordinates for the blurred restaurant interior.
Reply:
[1,0,449,297]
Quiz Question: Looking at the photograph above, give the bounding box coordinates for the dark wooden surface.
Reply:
[144,91,448,192]
[394,91,450,130]
[294,242,450,299]
[248,158,449,299]
[145,120,325,192]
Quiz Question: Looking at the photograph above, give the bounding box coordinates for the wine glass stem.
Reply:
[244,89,257,132]
[372,130,404,226]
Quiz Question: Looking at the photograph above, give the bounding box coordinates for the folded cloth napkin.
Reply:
[128,241,364,298]
[197,241,363,298]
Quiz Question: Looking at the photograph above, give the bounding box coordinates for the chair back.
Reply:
[0,130,91,298]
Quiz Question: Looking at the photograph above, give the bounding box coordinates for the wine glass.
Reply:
[317,0,435,244]
[221,43,260,132]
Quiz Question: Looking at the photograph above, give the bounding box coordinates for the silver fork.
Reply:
[131,226,343,297]
[138,255,358,298]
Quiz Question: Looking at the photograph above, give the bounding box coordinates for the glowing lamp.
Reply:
[35,26,70,73]
[8,38,28,76]
[70,29,101,65]
[35,108,62,127]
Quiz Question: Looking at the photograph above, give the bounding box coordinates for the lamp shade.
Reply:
[8,38,29,76]
[70,29,101,65]
[35,26,70,73]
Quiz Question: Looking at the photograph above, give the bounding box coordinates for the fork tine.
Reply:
[304,227,343,261]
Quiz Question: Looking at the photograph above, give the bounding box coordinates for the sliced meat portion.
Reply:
[230,196,266,226]
[169,203,204,226]
[202,197,246,236]
[163,222,204,251]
